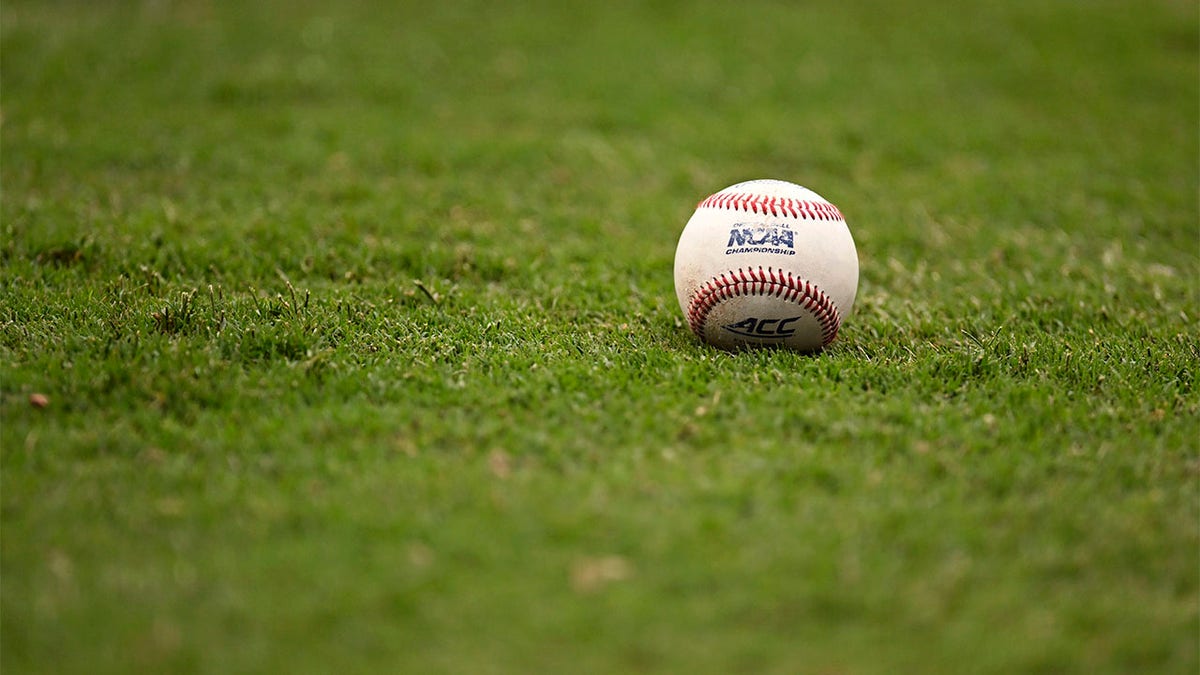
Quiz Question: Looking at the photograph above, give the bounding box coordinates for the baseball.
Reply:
[673,179,859,351]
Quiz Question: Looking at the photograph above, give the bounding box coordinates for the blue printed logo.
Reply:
[725,226,796,255]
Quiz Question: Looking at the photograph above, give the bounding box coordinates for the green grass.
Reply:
[2,0,1197,673]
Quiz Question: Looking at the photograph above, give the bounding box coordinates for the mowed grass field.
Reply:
[2,0,1197,672]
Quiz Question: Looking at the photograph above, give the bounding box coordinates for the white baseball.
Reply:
[673,179,859,351]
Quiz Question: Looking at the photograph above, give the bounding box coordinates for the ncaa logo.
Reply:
[722,316,802,339]
[725,226,796,255]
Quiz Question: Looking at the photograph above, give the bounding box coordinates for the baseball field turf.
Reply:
[2,0,1197,672]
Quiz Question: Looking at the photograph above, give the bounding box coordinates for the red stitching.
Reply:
[685,266,843,346]
[698,191,844,222]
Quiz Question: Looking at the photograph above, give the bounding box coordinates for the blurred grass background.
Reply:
[2,1,1197,673]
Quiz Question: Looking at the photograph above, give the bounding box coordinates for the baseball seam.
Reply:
[698,192,845,222]
[686,266,842,346]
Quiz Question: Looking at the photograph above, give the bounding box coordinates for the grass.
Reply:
[2,0,1197,673]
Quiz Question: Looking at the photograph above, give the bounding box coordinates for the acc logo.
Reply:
[722,316,802,339]
[725,226,796,255]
